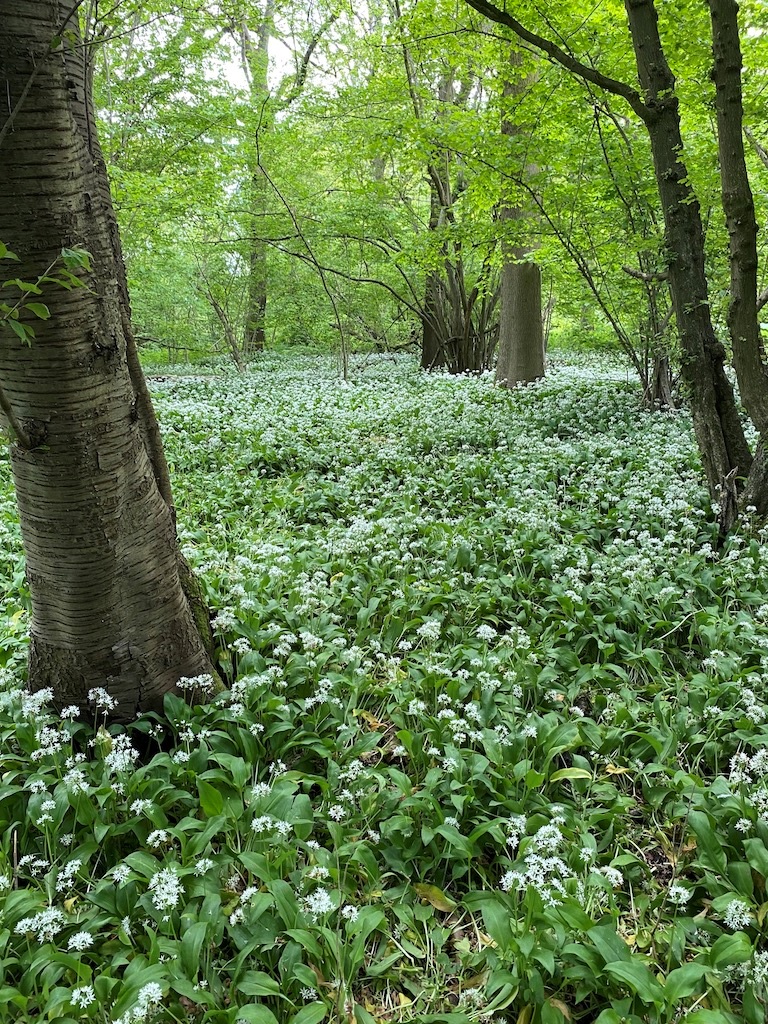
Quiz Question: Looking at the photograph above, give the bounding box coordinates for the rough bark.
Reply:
[0,0,213,719]
[624,0,752,497]
[708,0,768,515]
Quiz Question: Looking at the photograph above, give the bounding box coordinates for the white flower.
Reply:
[416,619,441,641]
[668,883,692,906]
[88,687,118,711]
[112,863,131,884]
[71,986,95,1008]
[723,898,752,930]
[301,887,334,920]
[148,866,184,912]
[67,930,94,951]
[341,904,359,921]
[194,858,215,876]
[60,706,80,720]
[55,859,82,893]
[147,829,169,848]
[476,624,497,641]
[15,907,67,943]
[104,734,139,773]
[328,804,346,821]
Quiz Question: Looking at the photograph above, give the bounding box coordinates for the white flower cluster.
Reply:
[148,866,184,912]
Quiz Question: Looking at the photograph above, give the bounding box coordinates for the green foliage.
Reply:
[0,245,91,346]
[2,353,768,1021]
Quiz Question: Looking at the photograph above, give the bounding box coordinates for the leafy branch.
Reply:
[0,243,91,447]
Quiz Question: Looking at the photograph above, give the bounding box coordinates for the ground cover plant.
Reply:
[1,352,768,1023]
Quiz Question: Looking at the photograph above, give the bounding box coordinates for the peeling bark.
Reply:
[0,0,213,719]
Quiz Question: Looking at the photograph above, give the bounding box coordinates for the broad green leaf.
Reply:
[688,811,727,874]
[550,767,592,782]
[197,779,224,817]
[604,961,665,1005]
[180,921,208,979]
[232,1006,279,1024]
[238,971,281,997]
[413,883,457,911]
[709,932,753,969]
[663,962,708,1002]
[289,1005,328,1024]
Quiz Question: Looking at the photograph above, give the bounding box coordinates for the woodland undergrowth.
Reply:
[1,352,768,1023]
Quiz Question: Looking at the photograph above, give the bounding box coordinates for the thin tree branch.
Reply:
[461,0,650,121]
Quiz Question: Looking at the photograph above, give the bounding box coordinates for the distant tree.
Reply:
[495,52,544,388]
[0,0,214,717]
[464,0,768,530]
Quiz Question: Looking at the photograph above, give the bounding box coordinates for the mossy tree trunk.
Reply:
[0,0,214,720]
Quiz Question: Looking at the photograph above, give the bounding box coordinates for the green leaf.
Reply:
[688,811,727,874]
[232,1006,279,1024]
[197,779,224,817]
[61,247,92,270]
[413,883,457,912]
[709,931,753,969]
[743,838,768,879]
[663,962,708,1001]
[239,971,282,997]
[6,318,33,344]
[550,767,592,782]
[290,1005,328,1024]
[180,921,208,979]
[25,302,50,320]
[604,961,665,1006]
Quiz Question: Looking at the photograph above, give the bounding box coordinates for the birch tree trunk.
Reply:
[0,0,213,719]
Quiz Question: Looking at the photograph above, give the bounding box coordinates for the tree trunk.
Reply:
[0,1,213,719]
[241,4,274,355]
[708,0,768,513]
[421,180,445,369]
[496,260,544,386]
[496,60,544,387]
[624,0,752,498]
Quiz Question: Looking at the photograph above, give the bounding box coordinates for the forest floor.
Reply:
[0,351,767,1023]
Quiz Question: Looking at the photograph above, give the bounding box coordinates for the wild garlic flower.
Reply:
[668,883,692,906]
[67,930,94,951]
[15,907,67,943]
[148,866,184,912]
[71,986,95,1009]
[88,687,118,712]
[723,898,752,930]
[301,887,334,921]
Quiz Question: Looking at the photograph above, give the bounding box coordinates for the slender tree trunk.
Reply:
[421,180,445,369]
[624,0,752,499]
[708,0,768,514]
[242,4,274,354]
[0,1,213,718]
